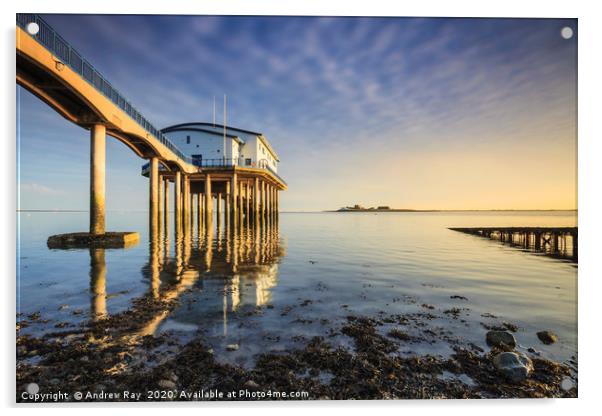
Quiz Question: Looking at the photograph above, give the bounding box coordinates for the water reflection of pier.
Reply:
[450,227,578,261]
[88,212,284,337]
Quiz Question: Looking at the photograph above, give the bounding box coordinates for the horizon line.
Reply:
[17,208,579,213]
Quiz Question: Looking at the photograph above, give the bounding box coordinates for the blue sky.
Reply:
[17,15,577,211]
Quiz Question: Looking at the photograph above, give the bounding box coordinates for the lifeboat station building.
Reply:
[142,122,286,228]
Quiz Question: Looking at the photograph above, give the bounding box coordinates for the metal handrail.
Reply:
[265,164,287,186]
[140,158,286,185]
[17,14,193,165]
[194,158,236,167]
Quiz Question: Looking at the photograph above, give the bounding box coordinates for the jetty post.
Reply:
[174,171,182,234]
[230,172,238,224]
[205,173,213,224]
[253,177,259,220]
[163,177,169,235]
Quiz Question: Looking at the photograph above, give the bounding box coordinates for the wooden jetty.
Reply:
[449,227,578,261]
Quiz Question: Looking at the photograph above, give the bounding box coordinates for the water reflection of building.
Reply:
[140,217,284,336]
[83,210,283,340]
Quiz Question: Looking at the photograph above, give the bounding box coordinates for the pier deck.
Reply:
[449,227,578,261]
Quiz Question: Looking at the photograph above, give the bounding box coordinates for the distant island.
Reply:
[330,204,430,212]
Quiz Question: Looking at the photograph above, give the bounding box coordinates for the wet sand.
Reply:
[17,287,577,402]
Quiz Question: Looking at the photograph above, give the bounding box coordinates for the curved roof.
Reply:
[161,125,245,144]
[162,122,262,137]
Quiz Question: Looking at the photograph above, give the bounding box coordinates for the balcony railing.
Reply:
[17,14,193,165]
[193,158,236,167]
[140,158,286,186]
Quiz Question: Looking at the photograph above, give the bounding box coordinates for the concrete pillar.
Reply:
[164,178,169,233]
[149,157,159,233]
[265,183,272,218]
[158,173,164,224]
[253,177,259,219]
[174,171,182,233]
[261,181,266,218]
[225,182,231,217]
[238,180,244,221]
[205,174,213,222]
[197,192,202,228]
[217,192,222,224]
[183,176,190,230]
[245,181,251,219]
[90,124,106,235]
[231,172,238,221]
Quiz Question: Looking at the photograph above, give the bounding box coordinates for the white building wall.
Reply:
[163,126,278,172]
[164,130,239,164]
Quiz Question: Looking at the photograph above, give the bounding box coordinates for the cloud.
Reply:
[19,183,64,196]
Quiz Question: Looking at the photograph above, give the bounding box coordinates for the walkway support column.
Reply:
[183,176,190,231]
[164,178,169,233]
[217,192,222,224]
[253,177,259,220]
[245,181,250,220]
[224,181,227,217]
[197,192,202,228]
[261,181,266,218]
[205,174,213,223]
[231,172,238,222]
[90,124,106,235]
[174,171,182,233]
[238,180,244,221]
[149,158,159,231]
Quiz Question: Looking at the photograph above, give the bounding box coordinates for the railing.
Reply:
[141,158,286,185]
[17,14,193,166]
[265,164,287,186]
[141,162,168,172]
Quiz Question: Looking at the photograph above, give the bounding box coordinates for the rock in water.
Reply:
[536,330,558,345]
[486,330,517,349]
[226,344,239,351]
[243,380,260,390]
[158,379,176,389]
[493,352,534,383]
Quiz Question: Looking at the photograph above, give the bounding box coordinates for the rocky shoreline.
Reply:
[17,289,577,402]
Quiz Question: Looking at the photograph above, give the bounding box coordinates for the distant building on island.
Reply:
[338,204,390,211]
[335,205,415,212]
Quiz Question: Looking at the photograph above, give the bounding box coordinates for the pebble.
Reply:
[243,380,260,390]
[536,330,558,345]
[492,351,533,383]
[226,344,239,351]
[486,330,516,349]
[158,379,177,389]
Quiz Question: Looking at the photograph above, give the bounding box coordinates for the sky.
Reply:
[17,15,577,211]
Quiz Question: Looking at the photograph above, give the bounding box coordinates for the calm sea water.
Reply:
[17,211,577,369]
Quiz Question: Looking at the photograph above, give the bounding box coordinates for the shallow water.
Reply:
[17,211,577,369]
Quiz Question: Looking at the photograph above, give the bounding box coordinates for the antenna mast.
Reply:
[223,94,227,165]
[212,96,216,127]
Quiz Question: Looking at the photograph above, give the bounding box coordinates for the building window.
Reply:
[245,158,252,166]
[186,135,191,144]
[217,149,220,153]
